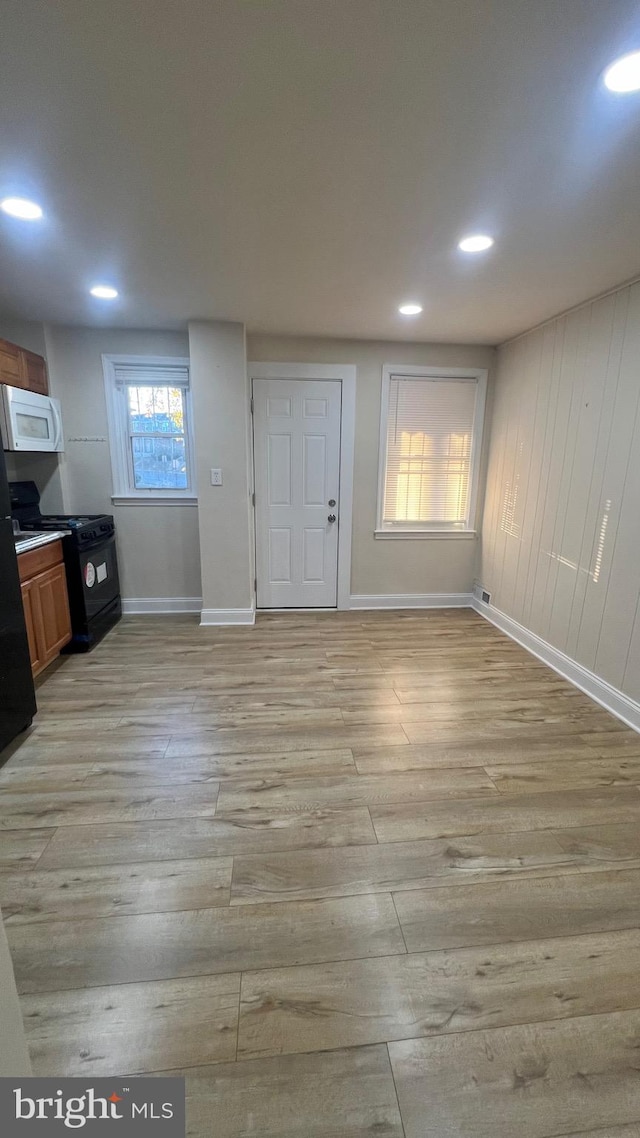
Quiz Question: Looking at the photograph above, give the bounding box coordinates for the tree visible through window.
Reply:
[127,385,188,490]
[102,356,195,500]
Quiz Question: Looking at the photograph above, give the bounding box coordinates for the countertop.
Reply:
[14,531,66,555]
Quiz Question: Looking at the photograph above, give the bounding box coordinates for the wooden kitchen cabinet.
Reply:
[21,349,49,395]
[0,336,49,394]
[32,564,71,661]
[0,339,24,387]
[18,540,72,677]
[20,579,45,675]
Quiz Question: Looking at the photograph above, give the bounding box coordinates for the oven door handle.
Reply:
[80,533,116,554]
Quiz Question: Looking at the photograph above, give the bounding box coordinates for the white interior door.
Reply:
[253,378,342,608]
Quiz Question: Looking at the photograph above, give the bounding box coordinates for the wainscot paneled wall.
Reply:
[479,278,640,704]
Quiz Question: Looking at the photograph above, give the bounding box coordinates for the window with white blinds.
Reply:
[377,367,486,534]
[102,355,196,501]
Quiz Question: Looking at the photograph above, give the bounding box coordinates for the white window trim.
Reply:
[376,364,487,537]
[102,354,197,503]
[373,529,477,540]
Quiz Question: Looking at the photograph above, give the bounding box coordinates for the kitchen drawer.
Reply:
[18,539,64,583]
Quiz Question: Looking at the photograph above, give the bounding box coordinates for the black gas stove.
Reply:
[20,513,116,550]
[10,481,121,651]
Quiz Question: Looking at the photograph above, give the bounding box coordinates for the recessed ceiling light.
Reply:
[90,285,119,299]
[398,303,423,316]
[458,234,494,253]
[603,50,640,92]
[1,197,43,220]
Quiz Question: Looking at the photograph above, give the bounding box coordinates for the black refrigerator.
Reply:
[0,449,36,753]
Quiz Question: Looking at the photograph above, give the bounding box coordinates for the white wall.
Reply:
[4,318,495,611]
[480,279,640,702]
[0,317,47,357]
[4,451,64,514]
[248,334,495,598]
[44,325,202,604]
[189,320,253,618]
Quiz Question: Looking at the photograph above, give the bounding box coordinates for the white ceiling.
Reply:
[1,0,640,344]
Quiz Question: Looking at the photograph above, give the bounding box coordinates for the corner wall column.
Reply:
[188,320,254,625]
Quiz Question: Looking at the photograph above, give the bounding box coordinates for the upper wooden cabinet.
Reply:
[0,337,49,395]
[21,349,49,395]
[0,339,24,387]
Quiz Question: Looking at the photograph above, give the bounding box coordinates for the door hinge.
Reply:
[250,396,254,414]
[254,578,257,592]
[251,491,255,507]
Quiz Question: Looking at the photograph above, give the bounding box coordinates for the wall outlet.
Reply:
[210,468,223,486]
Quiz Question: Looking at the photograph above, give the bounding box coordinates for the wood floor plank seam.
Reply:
[8,798,640,843]
[115,1039,396,1077]
[369,786,640,843]
[235,932,640,1059]
[108,1012,640,1076]
[227,865,640,908]
[480,767,501,792]
[384,1042,408,1138]
[560,1126,640,1137]
[237,970,247,1067]
[392,915,640,957]
[23,911,640,993]
[390,893,409,955]
[233,955,241,1063]
[0,799,222,829]
[12,943,418,995]
[13,830,381,871]
[11,828,640,922]
[29,827,59,871]
[386,1010,640,1138]
[366,806,379,844]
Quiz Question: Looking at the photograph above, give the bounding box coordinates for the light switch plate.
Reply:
[210,468,223,486]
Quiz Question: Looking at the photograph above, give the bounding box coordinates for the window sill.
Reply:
[374,529,476,540]
[111,496,198,507]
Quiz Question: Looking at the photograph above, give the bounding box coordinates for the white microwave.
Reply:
[0,385,64,452]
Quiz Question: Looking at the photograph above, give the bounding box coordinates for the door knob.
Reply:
[328,514,337,523]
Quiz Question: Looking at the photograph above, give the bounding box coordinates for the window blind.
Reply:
[382,375,478,528]
[113,364,189,388]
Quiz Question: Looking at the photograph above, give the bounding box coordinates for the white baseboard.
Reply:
[122,596,202,614]
[472,597,640,734]
[200,608,256,626]
[350,593,473,610]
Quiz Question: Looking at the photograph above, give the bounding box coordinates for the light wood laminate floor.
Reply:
[2,609,640,1137]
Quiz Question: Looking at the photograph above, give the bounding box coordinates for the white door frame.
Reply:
[248,362,356,611]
